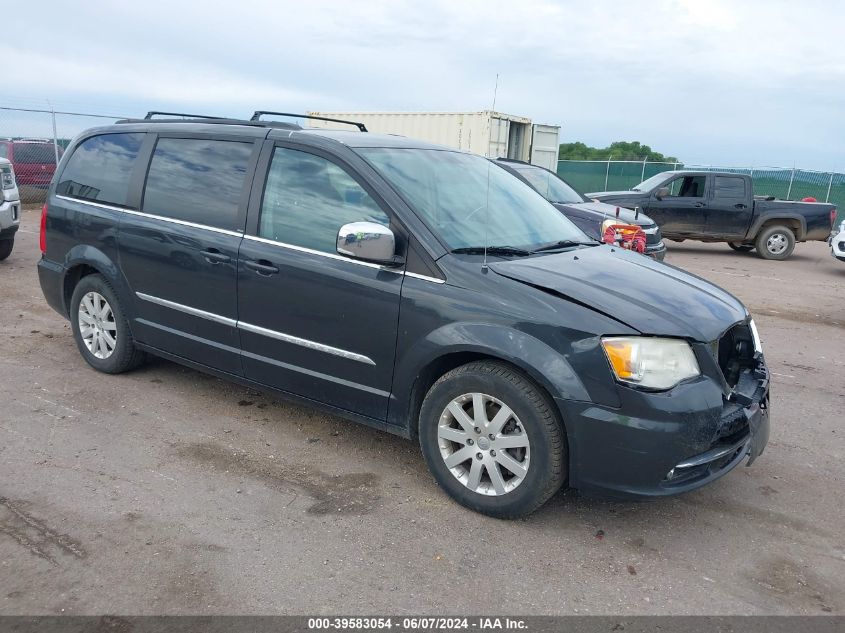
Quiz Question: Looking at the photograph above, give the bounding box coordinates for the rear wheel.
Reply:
[0,239,13,261]
[70,274,145,373]
[728,242,754,252]
[419,361,566,518]
[755,225,795,260]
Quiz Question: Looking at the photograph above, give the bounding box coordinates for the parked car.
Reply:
[0,138,63,201]
[589,171,837,260]
[830,219,845,263]
[0,157,21,260]
[38,113,770,517]
[493,158,666,261]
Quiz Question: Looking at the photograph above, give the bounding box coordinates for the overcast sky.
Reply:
[4,0,843,170]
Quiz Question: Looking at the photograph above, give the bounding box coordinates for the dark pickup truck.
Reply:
[589,171,837,260]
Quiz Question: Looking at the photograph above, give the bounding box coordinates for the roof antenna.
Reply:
[483,73,499,272]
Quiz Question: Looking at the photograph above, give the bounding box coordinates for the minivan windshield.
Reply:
[359,148,589,251]
[506,163,586,204]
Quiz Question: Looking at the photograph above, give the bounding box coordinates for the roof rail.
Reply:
[251,111,368,132]
[144,111,228,120]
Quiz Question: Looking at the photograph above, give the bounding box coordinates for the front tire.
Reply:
[419,361,566,518]
[0,239,13,261]
[755,225,795,260]
[70,274,145,374]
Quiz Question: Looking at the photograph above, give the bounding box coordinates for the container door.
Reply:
[488,117,509,158]
[530,124,560,172]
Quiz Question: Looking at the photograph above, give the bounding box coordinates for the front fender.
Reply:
[389,322,593,430]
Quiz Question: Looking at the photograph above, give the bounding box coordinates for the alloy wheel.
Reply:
[766,233,788,255]
[78,291,117,359]
[437,392,530,496]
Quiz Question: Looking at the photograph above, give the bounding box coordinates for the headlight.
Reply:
[601,337,700,390]
[748,319,763,354]
[1,166,14,190]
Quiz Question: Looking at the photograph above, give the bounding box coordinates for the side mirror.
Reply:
[655,187,670,200]
[336,221,400,265]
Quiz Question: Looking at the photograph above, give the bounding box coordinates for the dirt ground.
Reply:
[1,206,843,615]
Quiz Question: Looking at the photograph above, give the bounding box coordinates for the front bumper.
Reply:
[558,355,770,499]
[644,242,667,261]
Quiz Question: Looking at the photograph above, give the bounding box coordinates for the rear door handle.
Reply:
[244,259,279,276]
[200,248,231,264]
[735,203,747,209]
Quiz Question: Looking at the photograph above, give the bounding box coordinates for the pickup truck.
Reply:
[589,171,837,260]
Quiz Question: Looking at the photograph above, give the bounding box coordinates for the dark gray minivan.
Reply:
[37,113,771,517]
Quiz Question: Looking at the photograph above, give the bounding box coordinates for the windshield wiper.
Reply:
[530,240,598,254]
[451,245,532,256]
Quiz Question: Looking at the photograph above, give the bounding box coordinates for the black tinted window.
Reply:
[56,133,144,206]
[143,138,252,230]
[0,144,8,158]
[715,176,746,198]
[14,143,59,164]
[259,148,389,253]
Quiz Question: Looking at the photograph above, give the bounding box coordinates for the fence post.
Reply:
[604,157,611,190]
[50,108,59,164]
[786,168,795,199]
[641,158,646,181]
[826,172,834,203]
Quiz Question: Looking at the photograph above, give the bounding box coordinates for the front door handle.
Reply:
[200,248,231,264]
[694,202,706,208]
[244,259,279,276]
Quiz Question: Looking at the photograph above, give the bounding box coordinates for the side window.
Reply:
[0,144,8,159]
[259,147,390,253]
[662,176,705,198]
[56,133,144,206]
[143,138,253,231]
[714,176,746,199]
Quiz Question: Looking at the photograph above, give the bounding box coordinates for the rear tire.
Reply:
[755,225,795,260]
[419,361,566,518]
[0,239,12,261]
[70,274,145,374]
[728,242,754,252]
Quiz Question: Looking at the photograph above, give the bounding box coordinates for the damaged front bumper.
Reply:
[557,354,771,499]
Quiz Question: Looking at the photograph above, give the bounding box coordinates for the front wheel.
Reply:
[70,274,145,374]
[755,225,795,260]
[728,242,754,252]
[419,361,566,518]
[0,239,13,261]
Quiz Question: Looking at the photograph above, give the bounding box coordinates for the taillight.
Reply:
[39,203,48,254]
[832,209,838,229]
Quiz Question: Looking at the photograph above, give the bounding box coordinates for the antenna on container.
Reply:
[483,73,500,272]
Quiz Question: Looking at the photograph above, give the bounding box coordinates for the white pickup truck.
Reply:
[0,158,21,260]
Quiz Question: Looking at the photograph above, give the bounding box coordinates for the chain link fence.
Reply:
[557,159,844,223]
[0,106,127,203]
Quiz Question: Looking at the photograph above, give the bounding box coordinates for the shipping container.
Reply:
[307,111,560,171]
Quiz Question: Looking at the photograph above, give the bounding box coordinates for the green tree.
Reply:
[559,141,678,163]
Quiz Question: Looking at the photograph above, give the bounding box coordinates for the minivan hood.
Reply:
[489,246,746,342]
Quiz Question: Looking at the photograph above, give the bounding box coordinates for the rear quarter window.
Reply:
[56,133,145,206]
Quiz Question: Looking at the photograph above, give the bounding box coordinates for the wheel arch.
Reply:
[61,246,131,318]
[390,324,590,441]
[749,214,806,241]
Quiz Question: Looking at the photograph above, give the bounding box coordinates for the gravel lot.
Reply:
[1,206,843,615]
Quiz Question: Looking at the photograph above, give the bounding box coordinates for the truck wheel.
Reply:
[0,239,12,261]
[70,274,145,374]
[419,361,566,518]
[755,225,795,260]
[728,242,754,252]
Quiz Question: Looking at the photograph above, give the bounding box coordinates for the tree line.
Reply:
[559,141,678,163]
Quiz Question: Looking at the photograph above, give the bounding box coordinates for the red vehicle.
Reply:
[0,139,63,197]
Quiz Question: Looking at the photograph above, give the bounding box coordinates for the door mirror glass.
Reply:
[655,186,670,200]
[337,221,397,264]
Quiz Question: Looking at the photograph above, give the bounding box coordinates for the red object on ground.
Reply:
[602,224,647,254]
